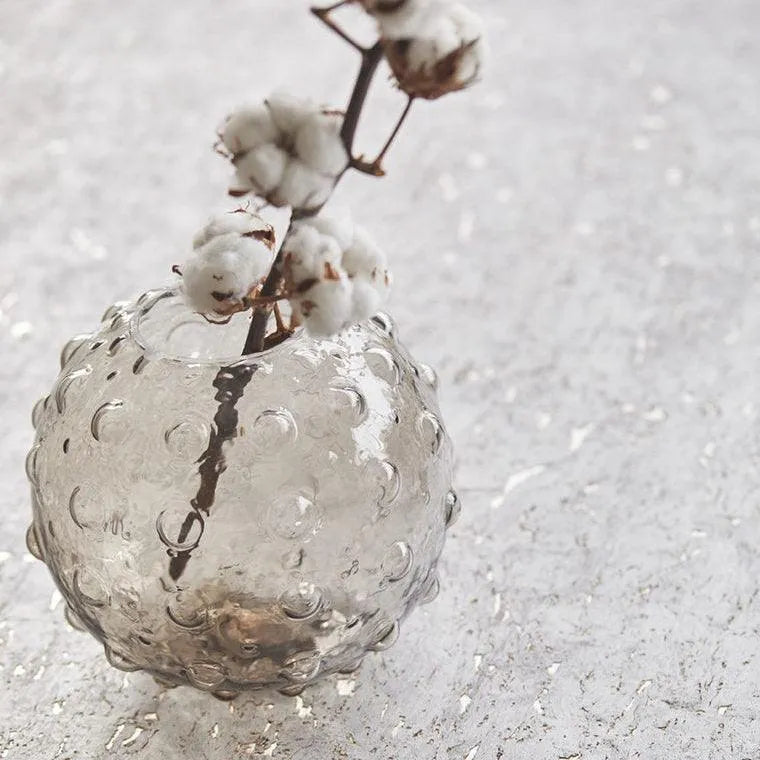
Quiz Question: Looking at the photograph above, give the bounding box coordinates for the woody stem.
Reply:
[349,95,414,175]
[311,2,366,53]
[340,42,385,151]
[242,249,288,356]
[375,95,414,166]
[273,302,286,332]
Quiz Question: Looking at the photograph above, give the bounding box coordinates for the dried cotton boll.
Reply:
[283,216,391,336]
[283,222,323,260]
[282,224,343,286]
[406,18,460,68]
[282,221,354,336]
[372,0,434,39]
[446,3,484,47]
[434,2,486,80]
[298,277,354,337]
[274,159,335,211]
[265,92,319,137]
[181,241,260,316]
[219,105,280,155]
[220,93,344,209]
[192,211,275,250]
[307,207,355,252]
[350,278,384,322]
[200,233,272,283]
[282,224,324,285]
[228,173,254,198]
[343,225,391,321]
[342,225,389,283]
[382,1,486,99]
[234,143,290,195]
[181,214,275,315]
[181,253,251,315]
[295,111,349,176]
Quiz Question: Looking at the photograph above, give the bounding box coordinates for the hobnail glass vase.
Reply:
[25,289,459,696]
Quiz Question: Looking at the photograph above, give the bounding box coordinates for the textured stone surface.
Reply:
[2,0,760,758]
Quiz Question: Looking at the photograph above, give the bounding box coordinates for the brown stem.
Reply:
[248,293,288,307]
[241,245,287,355]
[349,96,414,176]
[340,41,385,152]
[374,95,414,167]
[316,0,354,12]
[168,362,256,581]
[273,302,286,332]
[169,14,389,583]
[311,2,366,53]
[349,156,386,176]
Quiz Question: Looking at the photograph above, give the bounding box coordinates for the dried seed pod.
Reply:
[181,212,275,316]
[376,1,486,100]
[281,213,392,337]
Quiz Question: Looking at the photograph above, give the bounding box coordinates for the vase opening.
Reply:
[133,290,298,365]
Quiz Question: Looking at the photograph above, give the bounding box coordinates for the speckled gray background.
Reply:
[2,0,760,758]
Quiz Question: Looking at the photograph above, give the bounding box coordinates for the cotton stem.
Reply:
[349,96,414,176]
[311,1,366,53]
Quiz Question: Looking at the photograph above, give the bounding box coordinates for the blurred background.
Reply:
[2,0,760,757]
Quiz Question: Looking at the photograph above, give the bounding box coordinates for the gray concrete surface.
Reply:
[2,0,760,757]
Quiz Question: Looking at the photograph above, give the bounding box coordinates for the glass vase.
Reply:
[25,289,458,696]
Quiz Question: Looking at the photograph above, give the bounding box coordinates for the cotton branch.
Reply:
[311,1,366,53]
[169,0,486,581]
[199,0,485,355]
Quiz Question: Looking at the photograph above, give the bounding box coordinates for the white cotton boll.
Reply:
[220,105,279,155]
[284,217,390,334]
[314,234,344,274]
[448,1,484,39]
[307,207,355,252]
[275,159,334,211]
[382,0,485,98]
[375,0,433,39]
[409,2,483,63]
[342,225,388,282]
[231,235,275,281]
[455,39,485,84]
[283,224,343,284]
[407,17,461,68]
[181,243,257,315]
[192,211,273,250]
[200,233,271,280]
[298,277,353,337]
[234,143,289,194]
[283,224,323,283]
[343,226,390,322]
[295,111,348,176]
[447,3,487,78]
[284,223,322,257]
[228,172,254,198]
[405,37,435,73]
[350,279,384,322]
[265,92,318,136]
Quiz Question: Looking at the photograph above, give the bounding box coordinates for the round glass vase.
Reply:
[25,288,459,696]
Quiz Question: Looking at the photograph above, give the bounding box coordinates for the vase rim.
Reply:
[130,287,305,367]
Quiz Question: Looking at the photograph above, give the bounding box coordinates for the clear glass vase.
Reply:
[25,289,458,696]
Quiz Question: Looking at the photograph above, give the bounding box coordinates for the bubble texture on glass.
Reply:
[27,289,456,694]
